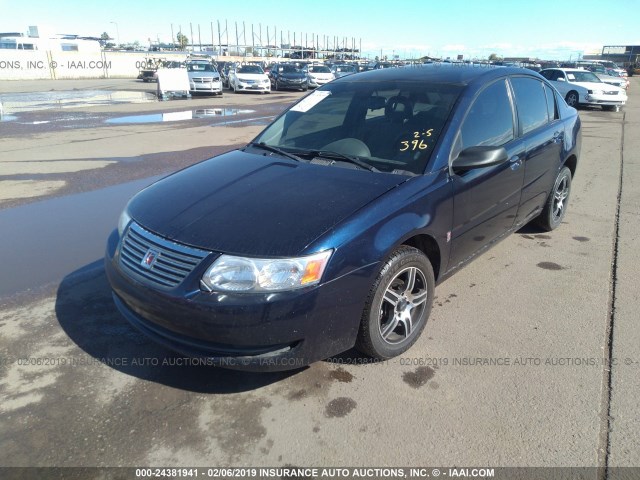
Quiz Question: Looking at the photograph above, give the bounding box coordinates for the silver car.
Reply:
[187,62,223,95]
[595,73,628,90]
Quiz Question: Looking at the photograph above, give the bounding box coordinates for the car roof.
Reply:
[334,64,537,86]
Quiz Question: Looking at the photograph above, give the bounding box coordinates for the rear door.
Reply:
[510,77,563,224]
[540,69,569,96]
[449,78,525,268]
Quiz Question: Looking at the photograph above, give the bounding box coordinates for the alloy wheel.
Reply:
[553,176,569,221]
[378,267,428,345]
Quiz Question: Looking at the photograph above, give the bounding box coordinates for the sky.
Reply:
[1,0,638,60]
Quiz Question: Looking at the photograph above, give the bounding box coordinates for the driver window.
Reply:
[459,80,515,152]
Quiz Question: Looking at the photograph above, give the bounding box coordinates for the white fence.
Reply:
[0,51,266,80]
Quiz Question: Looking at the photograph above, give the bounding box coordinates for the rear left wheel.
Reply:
[535,166,572,231]
[356,246,434,360]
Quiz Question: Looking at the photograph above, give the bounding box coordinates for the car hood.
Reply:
[280,72,307,79]
[310,72,334,79]
[596,75,625,84]
[571,81,622,91]
[235,73,267,80]
[128,150,406,257]
[188,72,219,79]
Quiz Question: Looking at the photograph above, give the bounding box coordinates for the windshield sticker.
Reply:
[290,91,332,112]
[399,129,433,152]
[567,74,576,80]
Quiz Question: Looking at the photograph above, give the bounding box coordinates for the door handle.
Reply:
[552,131,563,143]
[509,155,522,170]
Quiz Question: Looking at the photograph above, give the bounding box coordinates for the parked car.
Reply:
[186,62,222,95]
[539,68,627,111]
[597,61,627,77]
[215,61,233,89]
[594,72,629,91]
[600,68,631,88]
[305,64,335,88]
[228,64,271,94]
[521,62,542,72]
[331,64,357,78]
[106,65,581,371]
[219,64,233,89]
[269,63,309,91]
[586,63,626,80]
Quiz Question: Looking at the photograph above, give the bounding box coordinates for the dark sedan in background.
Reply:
[269,63,309,91]
[106,65,581,371]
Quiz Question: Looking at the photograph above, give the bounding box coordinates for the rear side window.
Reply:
[460,79,514,150]
[541,70,564,81]
[510,77,549,135]
[543,83,559,121]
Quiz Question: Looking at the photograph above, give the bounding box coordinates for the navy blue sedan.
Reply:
[105,65,581,371]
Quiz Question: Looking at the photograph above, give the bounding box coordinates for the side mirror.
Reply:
[452,146,508,173]
[557,77,565,82]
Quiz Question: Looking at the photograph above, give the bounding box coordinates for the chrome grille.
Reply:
[119,222,210,288]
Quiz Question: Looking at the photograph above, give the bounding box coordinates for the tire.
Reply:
[356,246,435,360]
[565,91,579,108]
[602,105,619,112]
[275,80,280,91]
[535,166,572,231]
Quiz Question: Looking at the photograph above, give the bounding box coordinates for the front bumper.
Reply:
[275,78,308,89]
[235,81,270,92]
[105,230,371,371]
[190,84,222,93]
[583,92,627,106]
[308,77,332,87]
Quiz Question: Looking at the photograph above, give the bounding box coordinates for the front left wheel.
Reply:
[356,246,435,360]
[565,91,579,108]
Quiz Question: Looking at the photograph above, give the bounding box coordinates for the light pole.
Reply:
[110,21,120,48]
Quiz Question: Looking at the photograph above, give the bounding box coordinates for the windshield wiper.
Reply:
[247,142,302,162]
[305,149,378,172]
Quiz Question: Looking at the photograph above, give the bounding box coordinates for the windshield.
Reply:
[280,65,302,73]
[567,71,601,83]
[238,65,264,74]
[335,65,356,73]
[310,66,331,73]
[253,80,462,175]
[188,64,215,72]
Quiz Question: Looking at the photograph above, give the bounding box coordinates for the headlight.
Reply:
[262,78,270,84]
[117,210,132,237]
[201,250,332,292]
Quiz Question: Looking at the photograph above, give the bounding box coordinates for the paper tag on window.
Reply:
[567,74,575,80]
[290,91,332,112]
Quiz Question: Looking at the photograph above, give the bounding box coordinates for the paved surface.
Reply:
[0,78,638,469]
